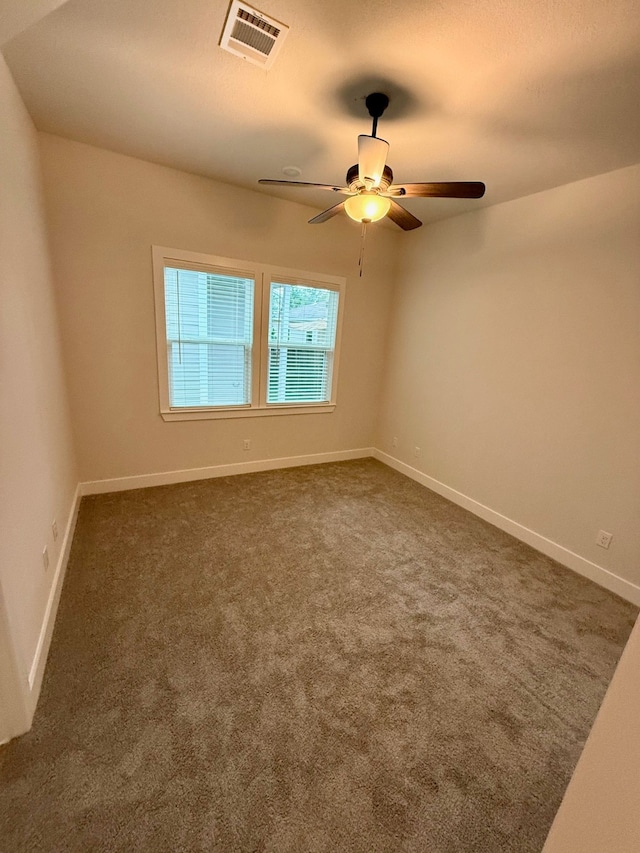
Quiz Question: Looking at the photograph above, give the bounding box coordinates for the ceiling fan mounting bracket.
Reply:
[365,92,390,119]
[365,92,390,137]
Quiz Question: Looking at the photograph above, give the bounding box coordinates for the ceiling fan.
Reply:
[259,92,486,231]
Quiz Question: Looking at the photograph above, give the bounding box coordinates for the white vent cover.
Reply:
[220,1,289,70]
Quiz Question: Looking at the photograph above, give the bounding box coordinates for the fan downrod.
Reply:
[365,92,389,138]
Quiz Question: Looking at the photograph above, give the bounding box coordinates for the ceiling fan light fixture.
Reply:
[344,192,391,223]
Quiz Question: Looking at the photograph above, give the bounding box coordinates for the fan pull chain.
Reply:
[358,220,368,278]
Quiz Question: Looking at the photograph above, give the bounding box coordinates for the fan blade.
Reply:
[387,200,422,231]
[259,179,349,193]
[357,135,389,189]
[308,201,346,224]
[386,182,486,199]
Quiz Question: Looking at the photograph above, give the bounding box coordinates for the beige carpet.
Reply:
[0,459,636,852]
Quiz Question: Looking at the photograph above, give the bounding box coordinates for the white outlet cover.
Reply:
[596,530,613,549]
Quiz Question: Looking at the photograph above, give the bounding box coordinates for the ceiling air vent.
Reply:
[220,1,289,70]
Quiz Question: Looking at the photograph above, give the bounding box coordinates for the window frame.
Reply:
[152,246,345,422]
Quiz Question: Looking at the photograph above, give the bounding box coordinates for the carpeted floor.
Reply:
[0,459,636,852]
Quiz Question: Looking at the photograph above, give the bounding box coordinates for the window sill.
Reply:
[160,404,336,422]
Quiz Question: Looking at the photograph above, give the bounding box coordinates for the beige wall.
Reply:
[39,134,399,483]
[543,614,640,853]
[0,0,71,45]
[377,164,640,588]
[0,55,77,734]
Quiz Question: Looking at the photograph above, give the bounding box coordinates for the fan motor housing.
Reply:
[346,164,393,192]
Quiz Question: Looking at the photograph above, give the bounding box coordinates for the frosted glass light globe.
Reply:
[344,192,391,223]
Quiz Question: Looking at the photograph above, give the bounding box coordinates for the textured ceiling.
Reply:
[4,0,640,225]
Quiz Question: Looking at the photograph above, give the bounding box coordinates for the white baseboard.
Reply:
[82,446,640,605]
[27,484,82,708]
[81,447,375,496]
[373,449,640,607]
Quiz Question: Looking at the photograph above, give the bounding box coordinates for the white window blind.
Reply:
[267,282,339,404]
[164,266,254,408]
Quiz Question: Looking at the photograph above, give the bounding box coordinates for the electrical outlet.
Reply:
[414,446,422,458]
[52,519,58,541]
[42,546,49,571]
[596,530,613,549]
[392,436,398,448]
[243,439,251,451]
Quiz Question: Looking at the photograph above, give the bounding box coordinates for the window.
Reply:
[267,282,339,405]
[164,267,254,408]
[152,247,344,421]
